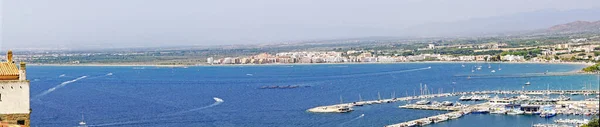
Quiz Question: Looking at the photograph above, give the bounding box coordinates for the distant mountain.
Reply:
[546,20,600,33]
[402,8,600,37]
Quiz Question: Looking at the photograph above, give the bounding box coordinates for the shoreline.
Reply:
[29,61,594,67]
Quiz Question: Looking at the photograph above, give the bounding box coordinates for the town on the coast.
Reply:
[206,40,599,65]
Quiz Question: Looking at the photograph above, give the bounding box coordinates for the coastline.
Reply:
[30,61,594,67]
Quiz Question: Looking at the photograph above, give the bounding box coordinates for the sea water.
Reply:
[27,63,598,127]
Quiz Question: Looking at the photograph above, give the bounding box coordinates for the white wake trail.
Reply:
[338,114,365,127]
[166,97,224,116]
[35,76,87,98]
[89,97,224,127]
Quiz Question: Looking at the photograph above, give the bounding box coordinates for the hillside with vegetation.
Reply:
[582,63,600,73]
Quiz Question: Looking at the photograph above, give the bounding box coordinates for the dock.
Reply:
[307,90,599,127]
[307,90,598,113]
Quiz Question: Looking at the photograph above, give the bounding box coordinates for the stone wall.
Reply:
[0,113,30,127]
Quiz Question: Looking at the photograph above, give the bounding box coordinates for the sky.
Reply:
[1,0,600,50]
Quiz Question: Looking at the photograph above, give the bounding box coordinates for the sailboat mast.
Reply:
[420,83,423,96]
[359,94,362,101]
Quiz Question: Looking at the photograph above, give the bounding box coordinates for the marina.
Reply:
[308,90,599,127]
[307,90,598,113]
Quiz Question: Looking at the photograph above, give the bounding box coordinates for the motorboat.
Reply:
[507,109,524,115]
[416,100,431,105]
[471,95,482,101]
[490,109,507,114]
[442,101,453,106]
[472,109,490,114]
[539,110,557,118]
[459,95,471,101]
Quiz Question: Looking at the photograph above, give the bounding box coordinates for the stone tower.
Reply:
[0,50,31,127]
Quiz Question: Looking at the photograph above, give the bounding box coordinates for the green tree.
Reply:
[581,118,599,127]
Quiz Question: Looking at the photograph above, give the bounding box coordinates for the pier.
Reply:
[308,90,599,127]
[307,90,598,113]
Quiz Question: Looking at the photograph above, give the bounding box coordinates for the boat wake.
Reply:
[338,114,365,127]
[89,97,224,127]
[167,97,224,116]
[335,67,431,78]
[87,73,114,79]
[88,120,148,127]
[34,76,87,98]
[455,72,584,79]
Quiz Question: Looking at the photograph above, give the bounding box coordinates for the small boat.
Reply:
[78,113,87,127]
[472,109,490,114]
[442,101,453,106]
[415,100,431,105]
[490,109,507,114]
[507,109,524,115]
[337,106,353,113]
[353,102,364,106]
[213,97,224,102]
[525,81,531,85]
[491,70,496,73]
[471,95,482,101]
[477,66,482,70]
[461,64,465,67]
[459,95,471,101]
[539,110,557,118]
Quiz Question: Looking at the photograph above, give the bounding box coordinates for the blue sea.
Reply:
[28,63,598,127]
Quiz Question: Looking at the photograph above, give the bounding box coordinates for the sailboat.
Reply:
[79,113,87,127]
[498,63,502,70]
[416,84,431,105]
[354,94,364,106]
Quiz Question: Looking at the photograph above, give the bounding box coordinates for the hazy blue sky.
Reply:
[2,0,600,50]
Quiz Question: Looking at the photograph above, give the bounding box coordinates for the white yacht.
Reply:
[459,95,471,101]
[507,109,524,115]
[442,101,453,106]
[490,109,507,114]
[416,100,431,105]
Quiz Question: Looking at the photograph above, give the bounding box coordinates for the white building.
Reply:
[206,57,214,65]
[502,55,524,62]
[428,44,436,49]
[0,51,30,126]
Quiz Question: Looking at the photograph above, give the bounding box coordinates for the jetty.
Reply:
[308,90,599,127]
[387,103,489,127]
[307,90,598,113]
